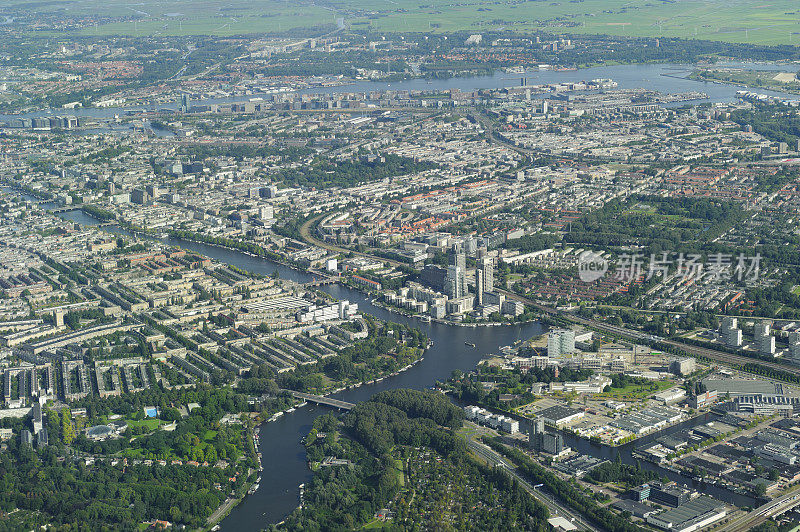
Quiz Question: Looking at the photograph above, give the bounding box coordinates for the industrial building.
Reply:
[536,405,585,427]
[646,496,726,532]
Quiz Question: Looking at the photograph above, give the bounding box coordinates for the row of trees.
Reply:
[0,381,259,529]
[566,194,748,255]
[488,439,646,532]
[281,388,550,530]
[275,154,437,189]
[585,459,659,488]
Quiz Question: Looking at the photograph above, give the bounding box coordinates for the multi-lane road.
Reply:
[464,430,600,531]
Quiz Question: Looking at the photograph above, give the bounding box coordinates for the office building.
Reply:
[689,389,718,409]
[669,357,696,376]
[630,484,651,502]
[445,265,466,299]
[529,419,564,454]
[449,243,466,271]
[262,185,279,198]
[478,256,494,293]
[502,300,525,316]
[754,321,775,356]
[131,189,150,205]
[790,332,800,364]
[259,205,274,221]
[755,321,770,336]
[483,291,505,307]
[420,265,447,291]
[548,329,576,357]
[444,244,468,299]
[720,317,742,348]
[476,269,484,306]
[648,482,690,508]
[758,334,775,356]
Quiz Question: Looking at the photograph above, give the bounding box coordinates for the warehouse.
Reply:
[537,405,585,427]
[646,497,726,532]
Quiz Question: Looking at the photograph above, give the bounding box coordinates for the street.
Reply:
[464,431,601,532]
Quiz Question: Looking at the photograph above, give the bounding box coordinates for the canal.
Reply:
[42,207,759,528]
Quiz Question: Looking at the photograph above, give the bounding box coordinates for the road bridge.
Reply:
[303,276,339,287]
[281,389,354,410]
[48,206,80,214]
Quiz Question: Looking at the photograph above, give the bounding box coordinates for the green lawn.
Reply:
[392,458,405,488]
[10,0,800,44]
[363,519,391,530]
[126,418,163,431]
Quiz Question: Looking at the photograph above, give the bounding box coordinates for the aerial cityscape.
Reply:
[5,1,800,531]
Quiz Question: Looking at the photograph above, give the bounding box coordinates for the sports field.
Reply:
[6,0,800,44]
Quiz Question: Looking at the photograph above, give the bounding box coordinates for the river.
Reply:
[42,207,760,527]
[2,61,800,123]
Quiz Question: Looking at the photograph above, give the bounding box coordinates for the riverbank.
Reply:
[367,289,541,329]
[204,335,430,528]
[40,195,761,523]
[689,68,800,95]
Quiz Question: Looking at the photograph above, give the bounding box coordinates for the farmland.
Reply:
[2,0,800,44]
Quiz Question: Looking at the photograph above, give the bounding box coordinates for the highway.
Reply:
[464,432,601,531]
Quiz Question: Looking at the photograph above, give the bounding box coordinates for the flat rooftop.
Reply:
[702,379,779,397]
[650,496,725,529]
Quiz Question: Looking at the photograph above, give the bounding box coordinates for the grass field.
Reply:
[126,418,163,430]
[391,458,405,487]
[596,379,675,400]
[693,67,800,93]
[363,518,391,529]
[6,0,800,44]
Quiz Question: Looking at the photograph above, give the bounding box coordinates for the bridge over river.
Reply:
[280,389,354,410]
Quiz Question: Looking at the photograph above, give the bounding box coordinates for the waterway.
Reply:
[43,207,760,527]
[2,61,800,123]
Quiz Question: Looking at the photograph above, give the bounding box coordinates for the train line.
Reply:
[499,289,800,378]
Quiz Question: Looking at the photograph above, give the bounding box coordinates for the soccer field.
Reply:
[9,0,800,44]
